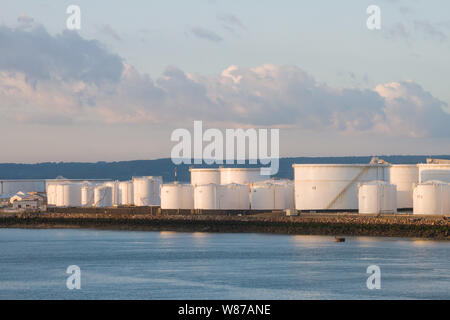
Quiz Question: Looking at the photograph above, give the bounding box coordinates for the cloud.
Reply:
[413,20,447,42]
[17,14,35,28]
[189,26,223,42]
[97,24,122,41]
[0,25,449,138]
[0,25,123,84]
[217,13,245,33]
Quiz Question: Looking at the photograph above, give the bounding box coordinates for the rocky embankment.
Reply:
[0,212,448,240]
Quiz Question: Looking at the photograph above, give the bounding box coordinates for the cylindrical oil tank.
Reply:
[132,176,162,206]
[250,183,285,210]
[219,168,266,185]
[269,179,295,210]
[94,186,113,207]
[189,168,220,185]
[194,184,218,210]
[358,181,397,214]
[160,183,194,209]
[194,183,250,210]
[55,183,82,207]
[293,164,390,211]
[81,184,95,207]
[389,165,418,209]
[413,181,450,215]
[104,181,119,206]
[418,164,450,184]
[46,183,57,206]
[118,181,134,206]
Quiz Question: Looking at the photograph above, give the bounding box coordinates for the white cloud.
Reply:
[0,25,449,139]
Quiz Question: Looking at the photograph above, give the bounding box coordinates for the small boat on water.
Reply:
[334,237,345,242]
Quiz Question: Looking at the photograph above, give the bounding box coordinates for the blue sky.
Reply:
[0,0,449,162]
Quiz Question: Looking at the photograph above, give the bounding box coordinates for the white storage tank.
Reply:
[250,183,285,210]
[46,183,57,206]
[55,183,82,207]
[194,184,250,210]
[94,186,113,207]
[413,181,450,215]
[103,181,119,206]
[293,164,390,211]
[118,181,134,206]
[358,181,397,214]
[219,168,267,185]
[270,179,295,210]
[389,165,418,209]
[133,176,162,206]
[418,164,450,184]
[81,183,95,207]
[160,183,194,209]
[189,168,220,185]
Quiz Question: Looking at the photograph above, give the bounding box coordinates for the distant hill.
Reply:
[1,155,449,182]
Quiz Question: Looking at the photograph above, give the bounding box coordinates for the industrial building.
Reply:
[1,158,449,215]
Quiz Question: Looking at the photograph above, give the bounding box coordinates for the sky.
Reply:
[0,0,449,163]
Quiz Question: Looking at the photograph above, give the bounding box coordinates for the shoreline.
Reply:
[1,212,448,240]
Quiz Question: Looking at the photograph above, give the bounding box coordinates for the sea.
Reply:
[0,228,448,299]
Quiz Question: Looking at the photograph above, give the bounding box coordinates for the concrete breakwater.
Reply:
[0,212,448,240]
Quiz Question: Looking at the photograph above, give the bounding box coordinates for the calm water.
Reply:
[0,228,449,300]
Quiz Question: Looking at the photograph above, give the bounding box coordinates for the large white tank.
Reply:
[389,165,418,209]
[413,181,450,215]
[81,184,95,207]
[103,181,119,206]
[46,183,57,206]
[293,164,390,211]
[219,168,266,185]
[132,176,162,206]
[189,168,220,185]
[358,181,397,214]
[250,183,285,210]
[160,183,194,209]
[418,164,450,184]
[94,186,113,207]
[55,183,82,207]
[118,181,134,206]
[194,184,250,210]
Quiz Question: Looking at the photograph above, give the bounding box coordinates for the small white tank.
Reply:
[133,176,162,206]
[194,184,250,210]
[190,168,221,185]
[94,186,113,207]
[220,184,250,210]
[358,181,397,214]
[219,168,266,185]
[194,184,218,210]
[270,179,295,210]
[81,184,95,207]
[118,181,134,206]
[418,164,450,184]
[55,183,82,207]
[160,183,194,209]
[413,181,450,215]
[104,181,119,206]
[250,183,285,210]
[389,165,418,209]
